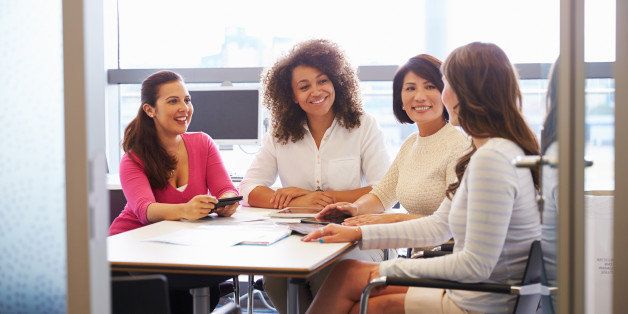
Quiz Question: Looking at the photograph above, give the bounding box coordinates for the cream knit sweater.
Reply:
[371,123,470,215]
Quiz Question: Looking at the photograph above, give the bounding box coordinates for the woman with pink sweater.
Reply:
[110,70,239,236]
[109,70,238,313]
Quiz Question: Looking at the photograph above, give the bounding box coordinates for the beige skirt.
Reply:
[404,287,480,314]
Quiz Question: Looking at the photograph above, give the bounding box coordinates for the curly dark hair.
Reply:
[261,39,363,144]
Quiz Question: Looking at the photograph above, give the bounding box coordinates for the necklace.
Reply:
[169,137,183,177]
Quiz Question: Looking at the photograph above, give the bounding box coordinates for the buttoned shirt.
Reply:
[239,113,390,205]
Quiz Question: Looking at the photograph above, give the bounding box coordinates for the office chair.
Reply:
[359,240,556,314]
[112,274,170,314]
[236,276,277,312]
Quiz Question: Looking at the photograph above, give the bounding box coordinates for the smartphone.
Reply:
[300,217,330,225]
[214,196,243,208]
[302,213,349,225]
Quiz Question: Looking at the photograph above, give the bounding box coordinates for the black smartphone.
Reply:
[214,196,243,208]
[301,213,349,225]
[300,217,330,225]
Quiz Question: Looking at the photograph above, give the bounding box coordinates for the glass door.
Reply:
[582,1,615,313]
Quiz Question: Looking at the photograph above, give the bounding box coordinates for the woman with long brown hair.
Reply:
[303,42,541,313]
[109,70,239,313]
[109,70,239,236]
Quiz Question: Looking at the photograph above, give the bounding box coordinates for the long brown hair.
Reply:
[122,70,183,189]
[261,39,363,144]
[443,42,540,198]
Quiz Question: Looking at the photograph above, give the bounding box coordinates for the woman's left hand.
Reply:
[342,213,408,226]
[215,193,239,217]
[302,224,362,243]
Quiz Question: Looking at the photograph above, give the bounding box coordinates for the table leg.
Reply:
[247,275,255,314]
[233,276,240,308]
[287,278,306,314]
[287,278,298,314]
[190,287,210,314]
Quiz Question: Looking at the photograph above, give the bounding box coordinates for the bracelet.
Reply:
[354,226,362,239]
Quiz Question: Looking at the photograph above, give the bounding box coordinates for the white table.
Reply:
[108,206,354,313]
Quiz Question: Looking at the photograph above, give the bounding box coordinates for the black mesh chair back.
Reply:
[112,275,170,314]
[513,241,555,314]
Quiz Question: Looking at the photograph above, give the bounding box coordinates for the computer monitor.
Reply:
[187,87,261,145]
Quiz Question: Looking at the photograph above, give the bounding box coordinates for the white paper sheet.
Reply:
[146,228,245,247]
[147,225,291,247]
[203,212,269,224]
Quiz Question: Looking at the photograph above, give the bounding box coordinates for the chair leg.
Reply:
[190,287,211,314]
[247,275,255,314]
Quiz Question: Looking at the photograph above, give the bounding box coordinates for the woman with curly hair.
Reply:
[304,42,541,314]
[239,39,390,313]
[240,39,389,209]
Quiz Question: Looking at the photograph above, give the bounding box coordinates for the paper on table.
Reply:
[148,225,292,247]
[198,225,292,245]
[270,218,303,224]
[204,211,268,224]
[146,228,245,247]
[237,227,291,246]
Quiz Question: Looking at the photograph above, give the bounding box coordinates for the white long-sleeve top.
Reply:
[239,113,390,205]
[371,123,469,215]
[360,138,541,313]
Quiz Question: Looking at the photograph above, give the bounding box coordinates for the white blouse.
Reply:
[239,113,390,205]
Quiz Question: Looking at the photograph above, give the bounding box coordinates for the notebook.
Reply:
[236,227,292,245]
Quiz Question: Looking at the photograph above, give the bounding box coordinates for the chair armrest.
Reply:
[436,242,454,252]
[384,277,512,294]
[414,250,451,258]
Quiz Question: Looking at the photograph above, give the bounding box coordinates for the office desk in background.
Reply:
[108,206,355,314]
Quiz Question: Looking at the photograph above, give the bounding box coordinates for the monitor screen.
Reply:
[187,88,260,144]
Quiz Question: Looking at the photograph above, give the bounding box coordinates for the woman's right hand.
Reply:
[316,202,359,221]
[289,191,335,208]
[180,195,217,220]
[270,187,310,208]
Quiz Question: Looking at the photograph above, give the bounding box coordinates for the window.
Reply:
[109,0,614,190]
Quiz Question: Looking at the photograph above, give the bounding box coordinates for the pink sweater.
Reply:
[109,132,237,235]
